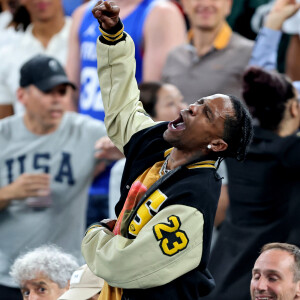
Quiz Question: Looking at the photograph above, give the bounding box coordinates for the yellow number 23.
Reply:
[153,215,189,256]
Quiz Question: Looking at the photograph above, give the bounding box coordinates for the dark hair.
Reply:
[261,243,300,282]
[220,95,253,162]
[138,82,163,118]
[242,66,295,131]
[10,5,31,31]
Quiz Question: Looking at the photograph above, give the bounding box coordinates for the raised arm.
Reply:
[249,0,300,70]
[92,1,155,152]
[142,1,186,81]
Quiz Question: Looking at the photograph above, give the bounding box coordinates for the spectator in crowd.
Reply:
[66,0,186,229]
[0,0,15,28]
[0,0,72,119]
[251,243,300,300]
[227,0,272,40]
[250,0,300,249]
[251,0,300,80]
[0,0,28,30]
[0,54,112,298]
[81,2,253,299]
[59,264,104,300]
[10,245,79,300]
[138,81,187,122]
[162,0,253,104]
[250,0,300,86]
[204,66,300,300]
[0,1,30,47]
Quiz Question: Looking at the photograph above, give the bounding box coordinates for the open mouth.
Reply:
[255,296,274,300]
[169,113,186,131]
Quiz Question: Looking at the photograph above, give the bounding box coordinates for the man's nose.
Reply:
[255,277,268,291]
[28,292,39,300]
[188,103,199,115]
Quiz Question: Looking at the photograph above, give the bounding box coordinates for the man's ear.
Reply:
[210,139,228,152]
[295,280,300,299]
[290,99,300,118]
[17,87,26,105]
[66,279,70,290]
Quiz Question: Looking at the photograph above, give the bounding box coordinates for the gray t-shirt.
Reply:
[0,112,106,287]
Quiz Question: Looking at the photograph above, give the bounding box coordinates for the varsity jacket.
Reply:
[81,20,221,300]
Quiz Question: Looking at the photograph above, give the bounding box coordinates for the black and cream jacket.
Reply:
[82,21,221,300]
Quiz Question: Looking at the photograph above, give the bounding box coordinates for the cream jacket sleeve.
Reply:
[82,205,204,289]
[97,33,156,153]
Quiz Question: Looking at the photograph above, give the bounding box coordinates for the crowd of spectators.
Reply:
[1,0,300,299]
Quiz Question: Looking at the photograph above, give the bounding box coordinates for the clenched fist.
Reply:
[92,1,120,31]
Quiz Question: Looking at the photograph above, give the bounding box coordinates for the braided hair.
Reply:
[220,95,253,162]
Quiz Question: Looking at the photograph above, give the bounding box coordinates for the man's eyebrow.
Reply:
[204,104,214,121]
[252,268,282,277]
[22,281,48,289]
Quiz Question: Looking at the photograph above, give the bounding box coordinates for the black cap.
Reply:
[20,55,76,92]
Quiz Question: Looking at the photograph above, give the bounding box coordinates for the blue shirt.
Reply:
[78,0,156,194]
[249,27,300,93]
[63,0,83,16]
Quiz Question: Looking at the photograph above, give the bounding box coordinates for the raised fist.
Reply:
[92,1,120,31]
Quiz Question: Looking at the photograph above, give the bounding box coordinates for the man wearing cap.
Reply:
[0,54,118,299]
[59,264,104,300]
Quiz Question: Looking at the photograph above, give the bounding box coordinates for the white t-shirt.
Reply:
[0,17,72,114]
[0,11,12,30]
[0,26,24,48]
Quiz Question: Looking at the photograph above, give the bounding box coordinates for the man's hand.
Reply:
[94,136,124,161]
[265,0,300,30]
[5,173,50,200]
[93,136,124,177]
[100,218,117,231]
[92,0,120,31]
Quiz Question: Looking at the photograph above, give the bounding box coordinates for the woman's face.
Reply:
[154,84,187,122]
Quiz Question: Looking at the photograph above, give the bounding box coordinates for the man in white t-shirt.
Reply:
[0,0,72,119]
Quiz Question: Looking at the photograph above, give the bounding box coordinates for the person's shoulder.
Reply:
[72,1,90,22]
[145,0,185,31]
[164,43,191,63]
[0,114,22,139]
[62,16,73,33]
[64,112,105,131]
[65,112,103,125]
[162,43,193,76]
[0,43,17,63]
[150,0,182,13]
[231,32,254,49]
[281,132,300,149]
[167,167,221,210]
[177,165,220,191]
